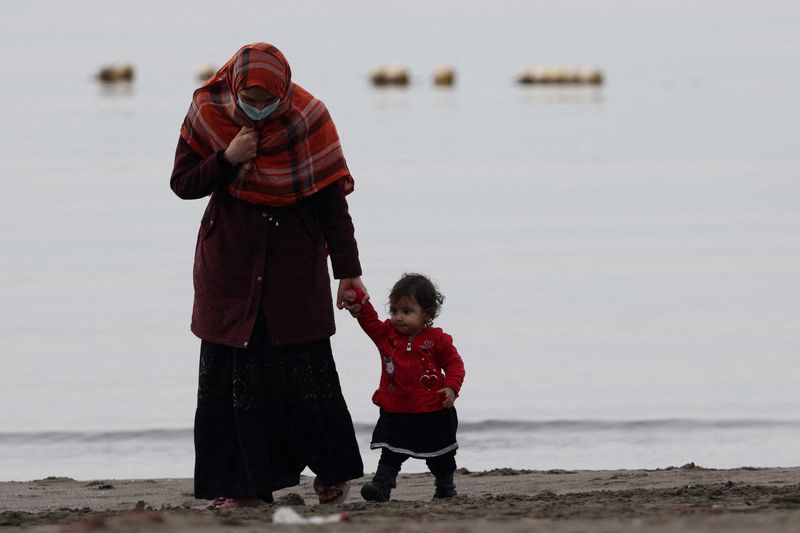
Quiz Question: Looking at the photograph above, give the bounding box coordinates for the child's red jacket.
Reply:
[355,298,465,414]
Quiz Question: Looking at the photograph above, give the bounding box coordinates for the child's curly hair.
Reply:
[389,273,445,327]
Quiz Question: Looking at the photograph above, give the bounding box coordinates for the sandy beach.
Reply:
[2,465,799,532]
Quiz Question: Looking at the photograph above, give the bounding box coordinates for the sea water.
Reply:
[0,0,798,481]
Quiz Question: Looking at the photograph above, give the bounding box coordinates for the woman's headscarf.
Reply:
[180,43,354,206]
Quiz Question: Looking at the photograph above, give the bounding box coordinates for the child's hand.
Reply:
[438,387,456,408]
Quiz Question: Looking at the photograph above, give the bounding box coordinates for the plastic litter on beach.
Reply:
[272,506,350,525]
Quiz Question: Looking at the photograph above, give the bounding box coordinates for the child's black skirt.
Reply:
[370,407,458,458]
[193,312,363,502]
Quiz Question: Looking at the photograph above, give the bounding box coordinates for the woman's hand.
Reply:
[438,387,456,408]
[341,290,363,317]
[337,277,369,310]
[224,127,258,164]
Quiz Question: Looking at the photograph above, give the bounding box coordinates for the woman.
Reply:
[170,43,367,508]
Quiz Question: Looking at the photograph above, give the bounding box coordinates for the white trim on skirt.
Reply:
[369,441,458,458]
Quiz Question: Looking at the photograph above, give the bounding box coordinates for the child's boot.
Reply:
[432,472,457,499]
[360,464,398,502]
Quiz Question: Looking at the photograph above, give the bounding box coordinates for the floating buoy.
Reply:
[432,66,456,87]
[197,64,217,83]
[96,64,135,83]
[576,68,604,85]
[370,65,410,87]
[517,66,603,85]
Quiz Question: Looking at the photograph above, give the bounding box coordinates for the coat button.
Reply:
[243,341,249,348]
[257,276,263,282]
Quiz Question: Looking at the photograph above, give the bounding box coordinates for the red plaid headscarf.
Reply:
[180,43,354,206]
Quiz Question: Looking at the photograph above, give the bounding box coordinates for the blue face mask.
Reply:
[238,97,280,121]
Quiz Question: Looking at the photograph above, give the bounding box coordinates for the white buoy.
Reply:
[517,66,604,85]
[584,68,604,85]
[197,65,217,83]
[432,66,456,87]
[370,65,410,87]
[96,64,135,83]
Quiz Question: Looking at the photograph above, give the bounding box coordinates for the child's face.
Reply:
[389,296,428,337]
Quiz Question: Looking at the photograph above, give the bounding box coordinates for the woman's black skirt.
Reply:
[370,408,458,458]
[193,313,363,501]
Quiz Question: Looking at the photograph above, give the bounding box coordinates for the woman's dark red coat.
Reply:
[170,138,361,347]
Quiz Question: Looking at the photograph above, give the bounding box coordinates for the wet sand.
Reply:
[2,465,800,532]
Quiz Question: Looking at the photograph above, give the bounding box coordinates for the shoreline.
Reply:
[2,466,800,531]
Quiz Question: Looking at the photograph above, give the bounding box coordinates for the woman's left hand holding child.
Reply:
[341,283,369,317]
[337,277,369,310]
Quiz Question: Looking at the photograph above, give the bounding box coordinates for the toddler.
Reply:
[345,273,465,501]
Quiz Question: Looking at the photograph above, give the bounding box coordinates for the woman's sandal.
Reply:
[313,477,351,504]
